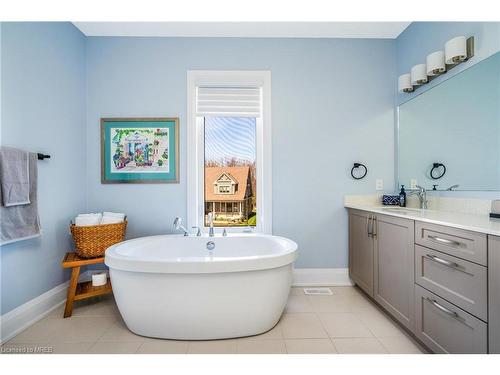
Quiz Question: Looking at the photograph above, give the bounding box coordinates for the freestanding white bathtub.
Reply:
[105,233,298,340]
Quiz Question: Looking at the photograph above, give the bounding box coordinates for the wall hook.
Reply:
[37,153,51,160]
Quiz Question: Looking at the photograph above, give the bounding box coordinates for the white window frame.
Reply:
[187,70,272,234]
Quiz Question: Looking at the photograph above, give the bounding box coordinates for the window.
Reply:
[218,184,231,194]
[205,116,256,226]
[187,71,272,233]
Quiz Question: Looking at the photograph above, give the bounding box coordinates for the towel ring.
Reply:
[351,163,368,180]
[430,163,446,180]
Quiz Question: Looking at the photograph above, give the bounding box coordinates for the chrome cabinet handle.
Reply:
[372,217,377,237]
[426,297,459,318]
[427,235,461,247]
[367,216,372,237]
[425,254,461,270]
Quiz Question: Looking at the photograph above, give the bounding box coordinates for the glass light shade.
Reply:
[445,36,467,64]
[426,51,446,76]
[411,64,428,85]
[398,73,413,93]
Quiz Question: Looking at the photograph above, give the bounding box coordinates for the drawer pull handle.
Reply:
[427,235,461,247]
[425,254,460,270]
[426,297,459,318]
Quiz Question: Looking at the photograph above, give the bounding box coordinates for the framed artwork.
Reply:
[101,118,179,183]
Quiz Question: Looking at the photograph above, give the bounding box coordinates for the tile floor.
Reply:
[1,286,426,354]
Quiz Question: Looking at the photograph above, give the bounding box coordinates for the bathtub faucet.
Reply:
[173,217,189,236]
[207,212,215,237]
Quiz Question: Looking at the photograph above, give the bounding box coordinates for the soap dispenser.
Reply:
[399,185,407,207]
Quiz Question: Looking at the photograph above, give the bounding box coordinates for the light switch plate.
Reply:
[410,179,418,189]
[375,179,384,190]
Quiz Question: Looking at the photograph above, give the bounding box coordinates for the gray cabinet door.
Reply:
[374,214,415,331]
[348,209,374,296]
[415,285,487,354]
[489,236,500,354]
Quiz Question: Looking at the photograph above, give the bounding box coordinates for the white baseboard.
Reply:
[293,268,354,287]
[0,271,92,344]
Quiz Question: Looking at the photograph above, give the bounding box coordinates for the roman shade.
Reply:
[195,87,261,117]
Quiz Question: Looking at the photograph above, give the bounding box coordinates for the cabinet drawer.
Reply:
[415,245,487,321]
[414,285,487,354]
[415,222,487,265]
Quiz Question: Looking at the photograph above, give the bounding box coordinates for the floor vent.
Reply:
[303,287,333,295]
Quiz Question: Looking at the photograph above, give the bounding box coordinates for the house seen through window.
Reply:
[204,116,256,227]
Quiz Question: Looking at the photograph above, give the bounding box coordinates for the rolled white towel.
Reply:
[100,216,124,224]
[103,211,125,220]
[75,213,102,226]
[75,217,101,226]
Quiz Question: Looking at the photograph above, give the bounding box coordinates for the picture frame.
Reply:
[101,118,179,183]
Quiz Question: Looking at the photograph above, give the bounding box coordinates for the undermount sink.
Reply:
[381,207,422,214]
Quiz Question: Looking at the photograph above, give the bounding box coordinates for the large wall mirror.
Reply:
[398,51,500,191]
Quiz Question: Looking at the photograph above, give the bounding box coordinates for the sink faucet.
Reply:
[207,212,215,237]
[446,184,459,191]
[409,185,428,209]
[173,217,189,236]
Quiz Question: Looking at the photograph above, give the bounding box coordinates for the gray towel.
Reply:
[0,152,41,245]
[0,147,30,206]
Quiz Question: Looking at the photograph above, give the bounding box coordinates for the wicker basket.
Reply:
[70,221,127,258]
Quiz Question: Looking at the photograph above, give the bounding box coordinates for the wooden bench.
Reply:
[61,252,112,318]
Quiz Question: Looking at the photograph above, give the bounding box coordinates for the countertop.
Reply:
[345,204,500,237]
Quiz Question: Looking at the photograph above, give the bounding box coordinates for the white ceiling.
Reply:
[73,22,411,39]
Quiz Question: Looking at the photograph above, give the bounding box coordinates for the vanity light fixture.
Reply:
[426,51,446,76]
[411,64,428,85]
[445,36,467,64]
[398,73,414,93]
[400,36,474,94]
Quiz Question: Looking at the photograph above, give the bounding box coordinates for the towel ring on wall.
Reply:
[430,163,446,180]
[351,163,368,180]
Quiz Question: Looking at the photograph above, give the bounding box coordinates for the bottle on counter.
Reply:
[399,185,407,207]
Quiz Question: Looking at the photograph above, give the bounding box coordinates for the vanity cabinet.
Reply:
[347,208,494,354]
[348,209,375,296]
[489,236,500,354]
[374,215,415,330]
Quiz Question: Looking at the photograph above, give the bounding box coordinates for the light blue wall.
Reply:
[86,37,396,269]
[2,22,498,316]
[0,22,87,315]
